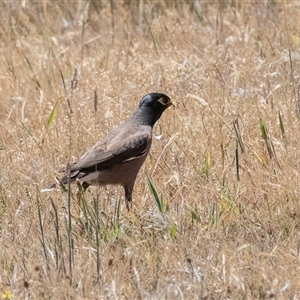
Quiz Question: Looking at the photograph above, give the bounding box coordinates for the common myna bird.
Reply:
[42,93,175,209]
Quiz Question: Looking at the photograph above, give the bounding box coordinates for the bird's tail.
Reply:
[41,171,80,192]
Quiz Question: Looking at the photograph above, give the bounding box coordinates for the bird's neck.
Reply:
[131,107,160,127]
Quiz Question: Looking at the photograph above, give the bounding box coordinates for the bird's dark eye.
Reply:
[158,97,169,105]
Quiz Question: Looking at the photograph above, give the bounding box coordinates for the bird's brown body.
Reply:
[42,93,174,209]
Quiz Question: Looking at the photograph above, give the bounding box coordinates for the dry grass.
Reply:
[1,1,300,299]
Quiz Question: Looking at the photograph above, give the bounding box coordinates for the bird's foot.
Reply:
[126,200,133,211]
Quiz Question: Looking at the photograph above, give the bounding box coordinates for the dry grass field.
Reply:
[1,1,300,299]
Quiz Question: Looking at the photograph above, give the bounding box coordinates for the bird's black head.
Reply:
[136,93,174,127]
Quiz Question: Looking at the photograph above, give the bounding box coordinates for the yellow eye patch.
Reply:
[158,97,178,108]
[157,97,169,105]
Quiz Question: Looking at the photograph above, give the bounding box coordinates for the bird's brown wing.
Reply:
[60,125,151,174]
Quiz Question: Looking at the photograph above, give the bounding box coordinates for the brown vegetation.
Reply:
[1,1,300,299]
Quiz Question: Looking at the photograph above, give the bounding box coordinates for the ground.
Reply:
[1,1,300,299]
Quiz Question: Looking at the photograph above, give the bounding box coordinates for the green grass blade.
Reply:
[278,111,286,139]
[146,173,163,214]
[191,208,201,223]
[235,145,240,182]
[50,197,60,269]
[260,118,273,158]
[233,119,245,153]
[66,170,73,283]
[24,55,41,89]
[36,196,48,265]
[113,197,121,238]
[259,118,268,141]
[93,195,101,279]
[47,102,57,127]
